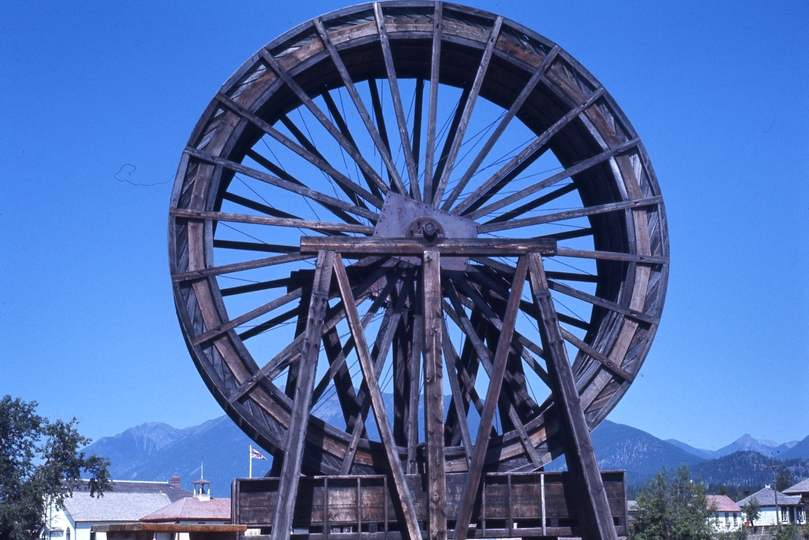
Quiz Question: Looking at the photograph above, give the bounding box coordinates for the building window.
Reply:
[66,529,70,540]
[781,508,789,522]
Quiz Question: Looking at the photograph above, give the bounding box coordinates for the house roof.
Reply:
[708,495,741,513]
[140,497,231,522]
[736,487,802,507]
[784,478,809,496]
[63,480,193,522]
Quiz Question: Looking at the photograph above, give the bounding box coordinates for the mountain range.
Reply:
[84,413,809,498]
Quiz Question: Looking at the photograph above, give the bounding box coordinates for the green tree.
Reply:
[629,465,713,540]
[0,396,111,540]
[776,466,793,492]
[741,497,760,528]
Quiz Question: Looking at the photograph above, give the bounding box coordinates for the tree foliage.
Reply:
[741,496,760,527]
[630,465,713,540]
[0,396,111,540]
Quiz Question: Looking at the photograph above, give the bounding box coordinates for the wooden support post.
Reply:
[526,252,617,540]
[454,256,528,540]
[271,250,335,540]
[422,250,446,539]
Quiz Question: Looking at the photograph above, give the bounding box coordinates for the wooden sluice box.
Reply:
[232,471,628,538]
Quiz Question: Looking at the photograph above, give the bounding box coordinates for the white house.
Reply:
[707,495,742,533]
[736,486,806,528]
[43,479,191,540]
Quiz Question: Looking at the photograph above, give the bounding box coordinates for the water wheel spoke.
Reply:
[440,319,474,459]
[480,195,663,233]
[554,246,666,265]
[422,1,443,205]
[172,253,312,282]
[374,3,420,197]
[216,93,379,215]
[482,182,578,226]
[366,80,393,161]
[184,146,379,222]
[191,287,304,346]
[171,208,373,235]
[464,135,637,221]
[238,305,301,341]
[547,278,655,324]
[560,327,635,382]
[432,16,503,206]
[314,18,408,197]
[441,45,561,211]
[454,87,608,217]
[431,84,471,204]
[259,49,392,199]
[220,277,298,298]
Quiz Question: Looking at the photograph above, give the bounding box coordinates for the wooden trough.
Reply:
[233,471,627,538]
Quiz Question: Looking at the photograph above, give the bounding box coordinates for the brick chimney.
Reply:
[171,476,181,488]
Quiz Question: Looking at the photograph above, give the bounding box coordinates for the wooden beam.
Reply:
[442,45,561,211]
[423,1,443,205]
[374,3,420,196]
[454,256,528,540]
[332,254,422,540]
[313,16,408,196]
[422,250,447,538]
[301,236,556,256]
[431,16,503,205]
[271,250,335,540]
[526,252,617,540]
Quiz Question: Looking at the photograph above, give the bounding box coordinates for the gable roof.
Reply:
[708,495,741,513]
[736,487,802,507]
[140,497,231,522]
[62,480,193,522]
[784,478,809,496]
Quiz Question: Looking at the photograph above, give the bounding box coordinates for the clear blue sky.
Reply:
[1,0,807,453]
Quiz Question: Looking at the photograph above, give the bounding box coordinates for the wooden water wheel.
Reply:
[169,2,668,538]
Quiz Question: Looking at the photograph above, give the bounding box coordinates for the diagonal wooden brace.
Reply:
[271,250,335,540]
[526,252,617,540]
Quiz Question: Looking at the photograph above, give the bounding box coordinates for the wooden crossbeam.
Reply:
[300,237,556,256]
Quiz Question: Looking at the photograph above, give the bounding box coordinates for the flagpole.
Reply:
[249,445,253,478]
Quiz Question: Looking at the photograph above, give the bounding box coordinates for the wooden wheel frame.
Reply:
[169,1,668,536]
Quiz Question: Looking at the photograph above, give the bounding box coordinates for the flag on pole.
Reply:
[250,446,267,461]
